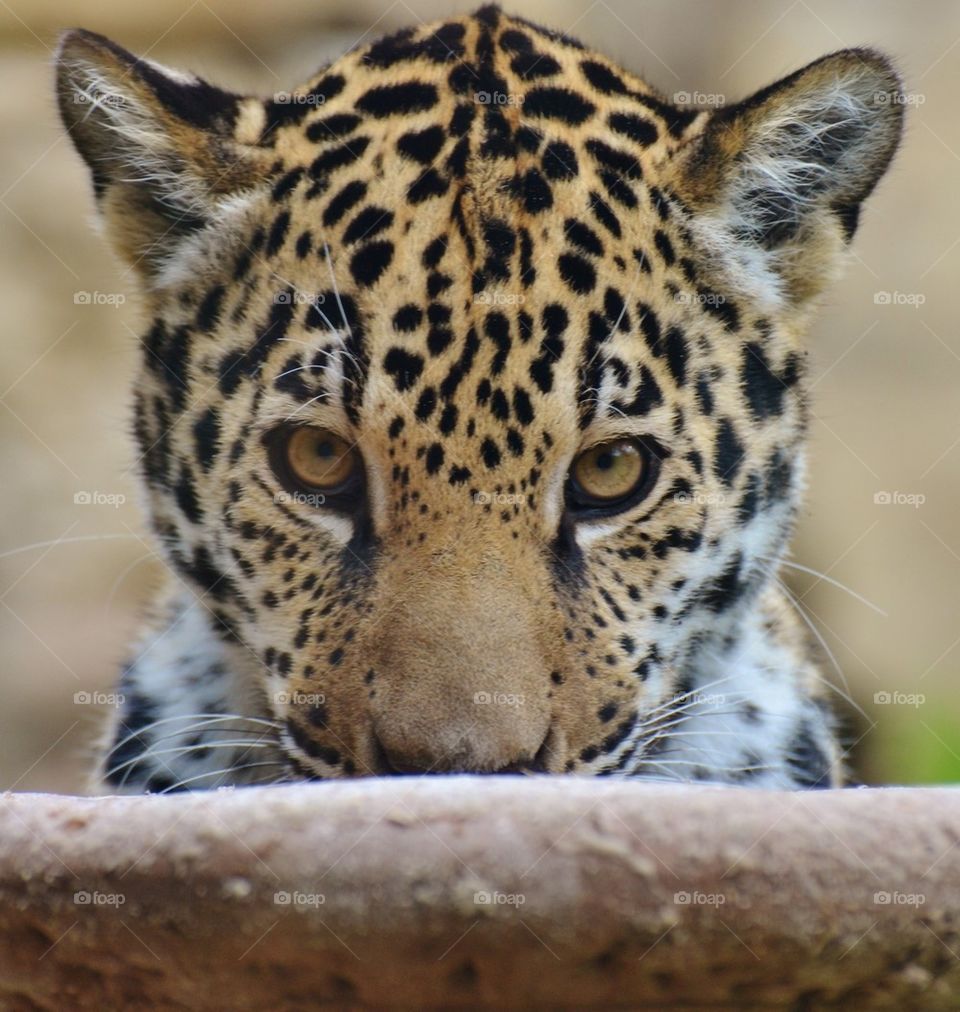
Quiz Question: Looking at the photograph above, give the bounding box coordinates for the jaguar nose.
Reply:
[375,741,429,775]
[367,532,561,777]
[372,722,551,776]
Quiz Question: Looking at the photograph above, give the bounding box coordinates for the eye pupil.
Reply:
[568,437,654,514]
[270,426,361,500]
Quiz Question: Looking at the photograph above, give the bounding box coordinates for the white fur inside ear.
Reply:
[687,69,890,310]
[60,53,212,218]
[685,210,788,310]
[150,190,263,291]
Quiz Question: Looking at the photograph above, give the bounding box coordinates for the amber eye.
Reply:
[567,438,653,513]
[277,427,360,494]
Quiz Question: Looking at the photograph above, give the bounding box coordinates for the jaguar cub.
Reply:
[56,6,902,792]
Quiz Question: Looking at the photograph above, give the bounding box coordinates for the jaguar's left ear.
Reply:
[56,29,272,282]
[667,49,904,307]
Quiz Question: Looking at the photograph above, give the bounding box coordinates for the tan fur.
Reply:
[55,10,902,790]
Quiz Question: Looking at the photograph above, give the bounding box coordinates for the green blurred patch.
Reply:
[868,711,960,785]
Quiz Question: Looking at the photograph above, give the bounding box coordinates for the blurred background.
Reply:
[0,0,956,792]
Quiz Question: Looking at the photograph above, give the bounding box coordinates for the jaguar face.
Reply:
[56,7,901,784]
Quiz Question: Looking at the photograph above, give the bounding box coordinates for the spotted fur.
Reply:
[56,6,903,792]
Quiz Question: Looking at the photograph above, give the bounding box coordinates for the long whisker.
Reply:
[124,722,281,752]
[106,713,282,762]
[637,692,748,724]
[105,551,157,616]
[157,759,290,794]
[0,533,142,561]
[635,750,775,780]
[636,756,766,771]
[645,728,744,739]
[274,363,326,381]
[772,574,868,720]
[104,739,279,783]
[632,710,751,746]
[323,241,353,340]
[284,391,334,421]
[635,672,746,721]
[762,554,886,616]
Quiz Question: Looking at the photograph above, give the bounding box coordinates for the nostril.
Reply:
[499,726,553,775]
[371,733,431,776]
[528,727,554,773]
[383,755,430,775]
[371,725,554,776]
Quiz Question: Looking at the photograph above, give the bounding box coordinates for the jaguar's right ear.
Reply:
[665,49,904,309]
[56,29,272,281]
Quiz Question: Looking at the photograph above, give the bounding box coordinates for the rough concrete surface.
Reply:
[0,780,958,1009]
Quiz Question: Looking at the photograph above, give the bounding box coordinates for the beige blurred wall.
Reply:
[1,0,957,791]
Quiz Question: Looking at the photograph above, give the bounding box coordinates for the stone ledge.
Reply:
[1,780,958,1009]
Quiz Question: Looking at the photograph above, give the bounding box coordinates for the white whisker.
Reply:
[106,713,281,762]
[323,241,353,339]
[105,739,277,783]
[0,533,142,561]
[157,759,289,794]
[772,574,867,720]
[763,554,886,616]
